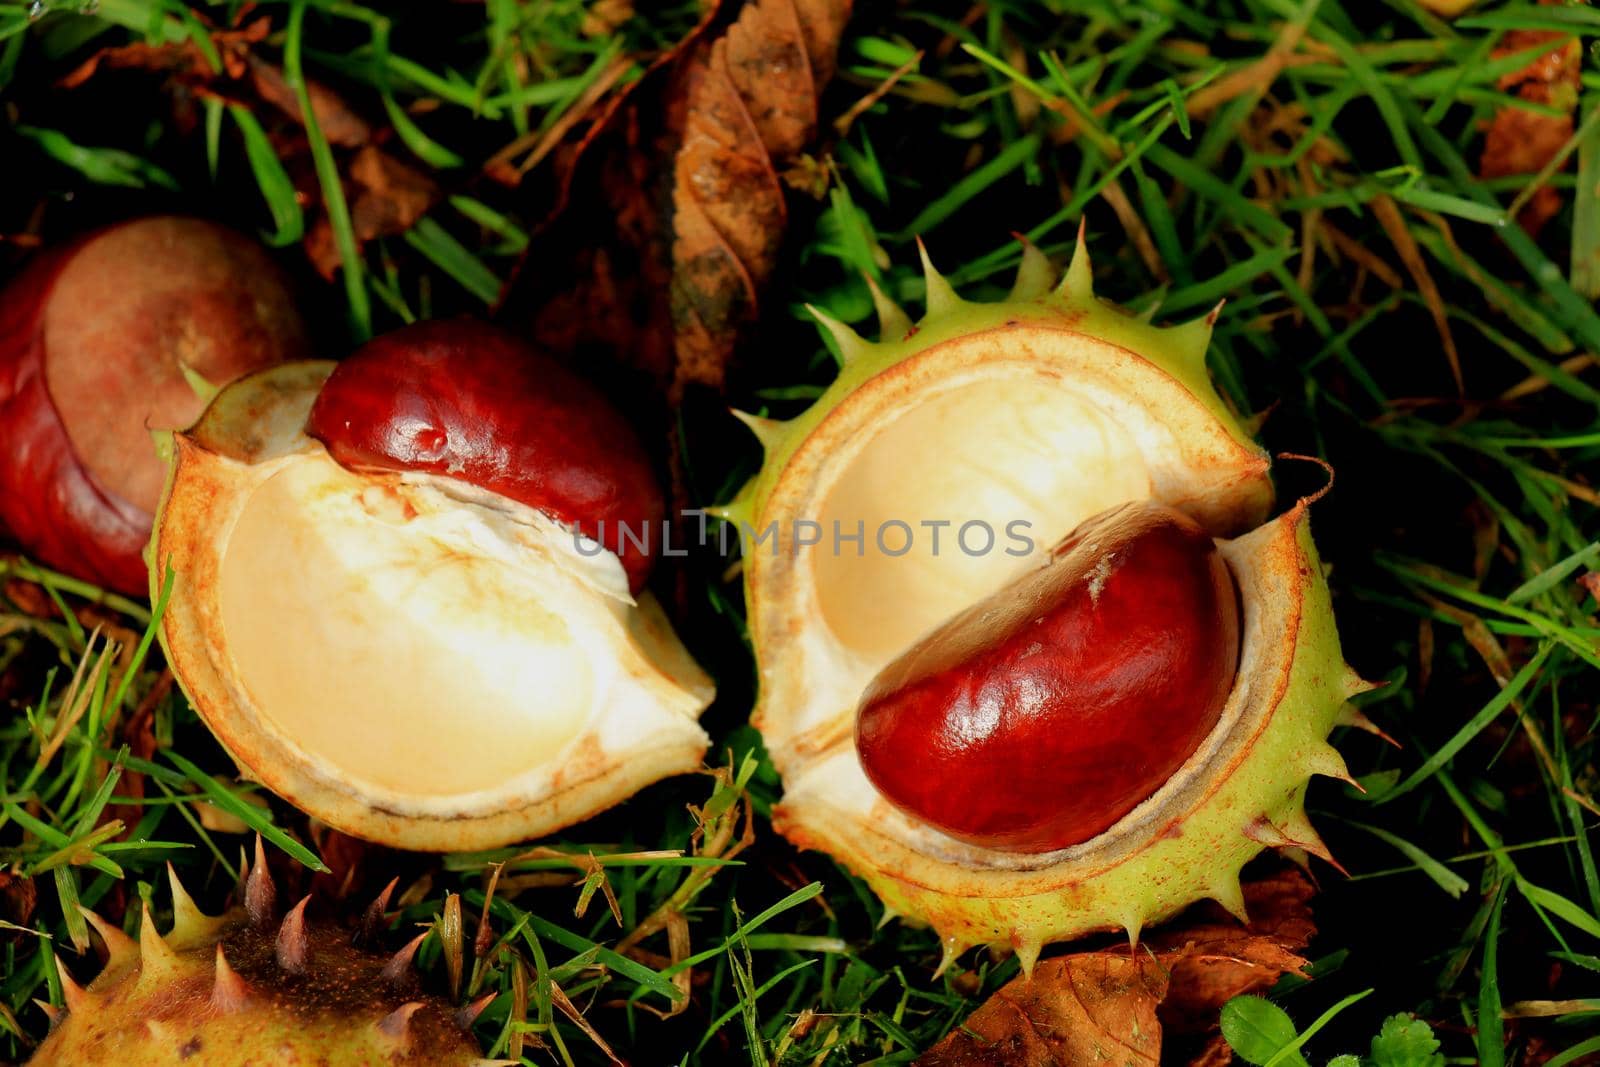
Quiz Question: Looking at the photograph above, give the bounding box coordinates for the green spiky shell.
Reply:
[728,235,1364,967]
[29,842,504,1066]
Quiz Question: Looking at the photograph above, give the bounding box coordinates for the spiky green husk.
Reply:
[729,235,1361,967]
[29,841,504,1066]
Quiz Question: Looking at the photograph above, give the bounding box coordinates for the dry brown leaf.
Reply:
[918,866,1315,1067]
[305,147,441,280]
[1520,1026,1600,1067]
[1480,16,1581,235]
[917,954,1169,1067]
[306,825,378,903]
[668,0,850,393]
[247,54,374,148]
[349,147,440,237]
[1188,1034,1237,1067]
[512,0,852,399]
[55,8,397,290]
[1149,866,1316,1035]
[57,7,369,157]
[57,15,269,87]
[1579,571,1600,604]
[0,871,36,948]
[511,7,727,390]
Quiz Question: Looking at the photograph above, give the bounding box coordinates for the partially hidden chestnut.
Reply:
[306,319,663,593]
[855,500,1241,853]
[0,217,307,594]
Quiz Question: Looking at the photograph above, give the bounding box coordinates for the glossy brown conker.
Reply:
[306,319,665,593]
[855,500,1241,853]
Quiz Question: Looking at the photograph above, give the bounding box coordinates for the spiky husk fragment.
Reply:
[731,236,1364,965]
[29,841,503,1066]
[151,362,713,851]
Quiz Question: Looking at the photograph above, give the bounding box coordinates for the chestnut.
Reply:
[0,217,308,593]
[306,319,664,593]
[855,500,1241,853]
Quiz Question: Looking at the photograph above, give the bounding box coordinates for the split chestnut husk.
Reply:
[151,321,713,851]
[727,235,1370,969]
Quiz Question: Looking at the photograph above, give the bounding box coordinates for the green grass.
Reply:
[2,0,1599,1063]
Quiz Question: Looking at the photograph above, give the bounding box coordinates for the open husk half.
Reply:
[729,236,1366,966]
[153,362,713,851]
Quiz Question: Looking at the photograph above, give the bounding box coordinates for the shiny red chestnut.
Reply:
[0,217,307,594]
[306,319,664,592]
[855,500,1241,853]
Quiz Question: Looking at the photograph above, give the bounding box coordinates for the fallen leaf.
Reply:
[1149,866,1316,1034]
[246,54,374,148]
[582,0,636,38]
[2,577,55,619]
[305,147,441,279]
[0,871,36,947]
[511,0,852,397]
[1480,13,1581,235]
[916,954,1169,1067]
[1578,571,1600,604]
[57,16,270,88]
[669,0,849,393]
[512,9,722,391]
[349,147,440,239]
[307,825,378,903]
[918,866,1316,1067]
[1188,1034,1237,1067]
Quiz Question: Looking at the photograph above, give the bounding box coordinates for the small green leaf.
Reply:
[383,92,464,169]
[403,216,503,305]
[1369,1013,1445,1067]
[1221,996,1308,1067]
[1327,1056,1362,1067]
[1346,821,1469,898]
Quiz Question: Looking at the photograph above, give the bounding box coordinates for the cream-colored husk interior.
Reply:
[199,445,709,810]
[812,377,1148,661]
[219,450,599,797]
